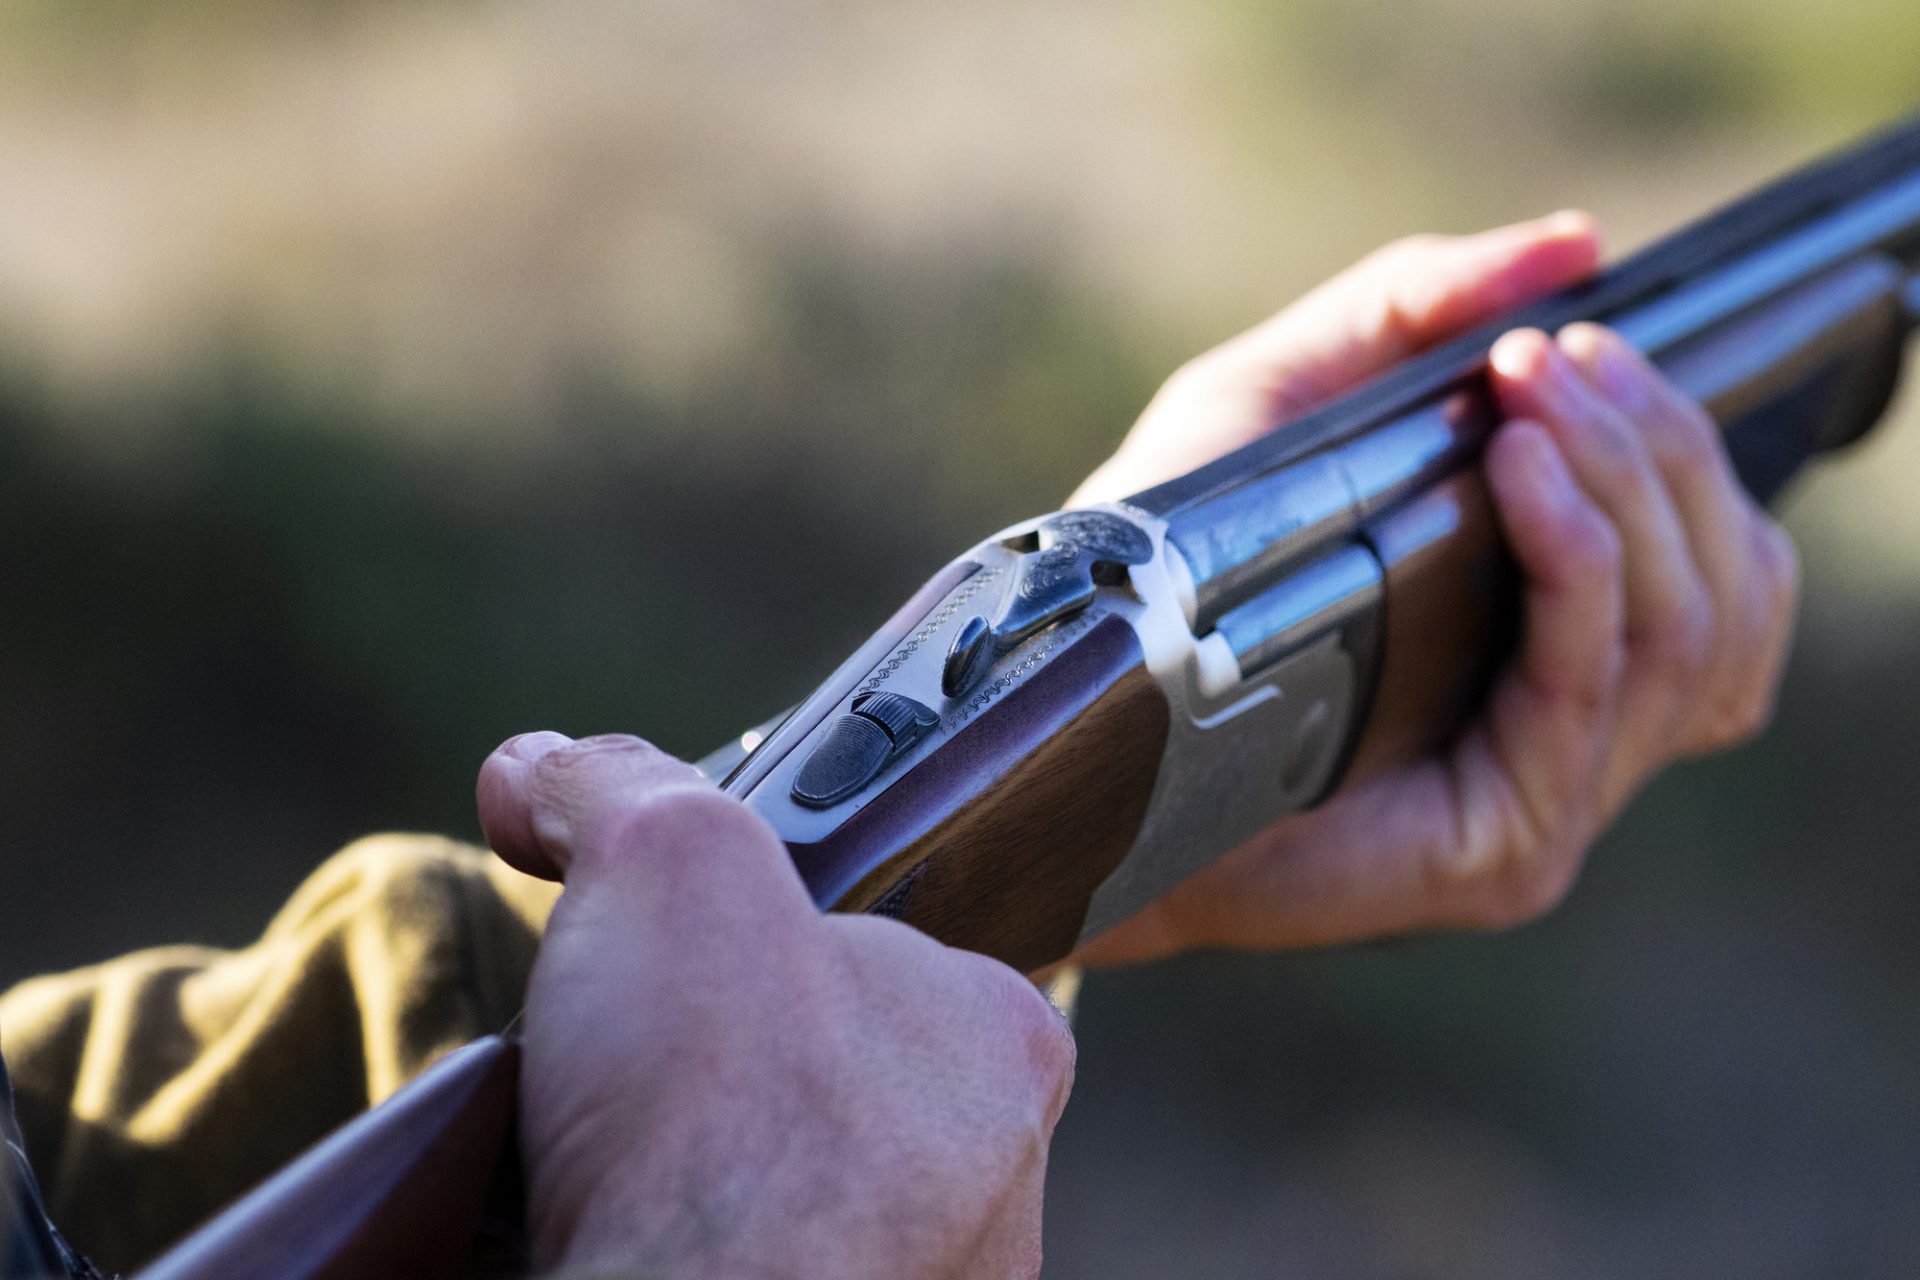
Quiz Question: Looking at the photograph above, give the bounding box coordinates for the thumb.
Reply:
[477,732,743,882]
[1229,210,1602,409]
[1086,212,1601,503]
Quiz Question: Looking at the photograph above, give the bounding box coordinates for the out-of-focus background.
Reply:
[3,1,1918,1274]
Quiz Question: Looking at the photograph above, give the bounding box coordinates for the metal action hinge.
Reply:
[940,510,1153,698]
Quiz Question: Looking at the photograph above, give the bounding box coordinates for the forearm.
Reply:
[0,835,555,1273]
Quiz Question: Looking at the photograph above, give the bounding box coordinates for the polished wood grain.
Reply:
[1346,463,1514,779]
[787,615,1170,974]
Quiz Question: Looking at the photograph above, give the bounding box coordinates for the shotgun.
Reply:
[138,111,1920,1279]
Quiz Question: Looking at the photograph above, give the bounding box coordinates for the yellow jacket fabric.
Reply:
[0,835,559,1275]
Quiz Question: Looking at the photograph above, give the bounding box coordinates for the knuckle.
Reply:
[1756,520,1801,606]
[1558,320,1608,352]
[1578,416,1647,488]
[1682,715,1736,755]
[1356,239,1452,344]
[1464,848,1581,930]
[1727,692,1776,743]
[1653,408,1721,479]
[1369,235,1453,322]
[966,962,1077,1114]
[634,784,763,840]
[1012,982,1076,1074]
[1433,780,1589,931]
[1692,693,1772,753]
[1028,1011,1078,1092]
[1740,686,1780,738]
[1566,510,1624,580]
[1160,350,1223,399]
[1687,656,1783,750]
[997,971,1076,1075]
[1142,352,1231,422]
[961,951,1064,1029]
[534,732,673,782]
[1373,232,1449,270]
[604,786,778,874]
[1640,593,1713,676]
[1506,861,1580,925]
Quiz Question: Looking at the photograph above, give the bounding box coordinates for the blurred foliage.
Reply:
[1216,0,1920,135]
[0,239,1155,972]
[1,0,1918,1275]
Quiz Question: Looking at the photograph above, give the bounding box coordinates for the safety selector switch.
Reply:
[941,509,1152,698]
[791,692,940,808]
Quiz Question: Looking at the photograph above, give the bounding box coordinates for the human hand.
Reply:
[476,733,1075,1279]
[1068,216,1799,964]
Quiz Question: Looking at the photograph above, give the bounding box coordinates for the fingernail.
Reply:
[499,731,574,764]
[1541,209,1594,238]
[1489,329,1548,381]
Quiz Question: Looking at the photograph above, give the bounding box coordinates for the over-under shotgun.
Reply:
[140,112,1920,1279]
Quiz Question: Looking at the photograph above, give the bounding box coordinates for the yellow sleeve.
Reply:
[0,834,558,1275]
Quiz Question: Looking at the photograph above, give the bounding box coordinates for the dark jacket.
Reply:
[3,1053,98,1279]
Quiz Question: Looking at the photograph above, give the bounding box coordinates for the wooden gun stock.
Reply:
[798,615,1169,974]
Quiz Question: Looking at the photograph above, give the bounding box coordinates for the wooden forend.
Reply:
[1347,468,1515,781]
[788,615,1170,974]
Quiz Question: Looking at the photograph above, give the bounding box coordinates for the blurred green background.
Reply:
[3,1,1919,1275]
